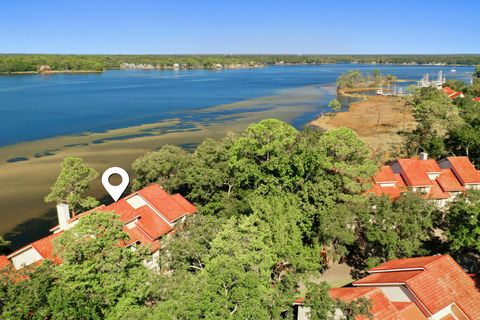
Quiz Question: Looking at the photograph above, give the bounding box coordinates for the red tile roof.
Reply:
[5,184,196,270]
[0,255,10,269]
[392,302,428,320]
[374,166,397,183]
[397,158,440,186]
[330,287,426,320]
[354,271,423,285]
[368,255,444,272]
[138,185,195,222]
[355,255,480,319]
[473,97,480,102]
[426,179,449,199]
[369,156,480,202]
[442,157,480,185]
[30,232,63,264]
[436,169,465,192]
[442,87,463,99]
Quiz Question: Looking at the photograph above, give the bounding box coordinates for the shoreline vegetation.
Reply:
[311,70,417,160]
[1,53,480,74]
[310,94,415,161]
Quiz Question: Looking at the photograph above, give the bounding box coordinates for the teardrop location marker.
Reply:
[102,167,129,202]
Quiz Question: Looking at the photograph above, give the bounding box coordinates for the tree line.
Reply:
[1,54,480,73]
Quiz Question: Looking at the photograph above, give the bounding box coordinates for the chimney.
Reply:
[56,203,70,231]
[419,152,428,160]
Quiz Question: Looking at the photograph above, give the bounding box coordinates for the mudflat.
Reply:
[311,95,417,160]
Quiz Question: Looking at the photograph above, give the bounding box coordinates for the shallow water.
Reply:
[0,64,473,147]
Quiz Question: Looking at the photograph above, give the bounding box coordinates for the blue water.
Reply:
[0,64,474,147]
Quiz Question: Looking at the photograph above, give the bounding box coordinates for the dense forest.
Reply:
[1,54,480,73]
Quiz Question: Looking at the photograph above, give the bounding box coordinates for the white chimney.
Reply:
[419,152,428,160]
[56,203,70,231]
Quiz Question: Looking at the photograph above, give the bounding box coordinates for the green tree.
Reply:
[132,145,192,191]
[49,211,157,319]
[328,99,342,112]
[445,191,480,254]
[44,157,99,214]
[303,282,371,320]
[351,193,435,272]
[0,262,55,319]
[228,119,299,192]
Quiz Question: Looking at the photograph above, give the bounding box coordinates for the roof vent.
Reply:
[419,152,428,161]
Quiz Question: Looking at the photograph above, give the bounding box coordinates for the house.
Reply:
[368,153,480,207]
[442,86,464,99]
[473,97,480,103]
[0,184,196,271]
[38,65,51,73]
[295,255,480,320]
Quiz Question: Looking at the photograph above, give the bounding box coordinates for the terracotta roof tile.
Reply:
[443,157,480,185]
[392,302,428,320]
[354,271,423,285]
[396,158,440,187]
[0,255,10,269]
[437,169,465,192]
[374,166,397,183]
[30,232,63,264]
[330,287,412,320]
[357,255,480,319]
[138,185,196,222]
[426,179,449,199]
[442,87,463,99]
[368,255,444,272]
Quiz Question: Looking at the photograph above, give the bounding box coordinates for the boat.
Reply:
[450,69,457,72]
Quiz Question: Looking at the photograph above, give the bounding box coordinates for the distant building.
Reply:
[38,65,51,73]
[295,255,480,320]
[368,154,480,207]
[473,97,480,103]
[0,184,197,271]
[442,86,464,99]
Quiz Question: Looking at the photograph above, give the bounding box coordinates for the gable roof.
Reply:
[396,158,440,186]
[441,157,480,185]
[354,255,480,319]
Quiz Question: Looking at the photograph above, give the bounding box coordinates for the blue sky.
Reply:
[0,0,478,54]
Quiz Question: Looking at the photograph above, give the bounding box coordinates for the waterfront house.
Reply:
[295,255,480,320]
[368,153,480,207]
[0,184,197,271]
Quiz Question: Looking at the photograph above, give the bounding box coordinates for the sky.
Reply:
[0,0,479,54]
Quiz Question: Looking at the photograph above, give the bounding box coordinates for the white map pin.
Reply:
[102,167,129,202]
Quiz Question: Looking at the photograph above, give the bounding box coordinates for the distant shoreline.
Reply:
[1,70,103,75]
[0,62,476,76]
